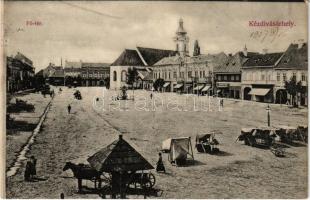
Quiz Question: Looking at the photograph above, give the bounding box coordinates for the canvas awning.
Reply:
[201,85,211,92]
[163,82,170,88]
[174,84,183,89]
[249,88,270,96]
[193,85,205,91]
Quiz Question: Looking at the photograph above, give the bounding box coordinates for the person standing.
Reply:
[67,104,71,114]
[30,156,37,179]
[24,159,32,181]
[156,152,166,173]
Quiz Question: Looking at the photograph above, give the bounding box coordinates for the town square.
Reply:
[4,1,308,199]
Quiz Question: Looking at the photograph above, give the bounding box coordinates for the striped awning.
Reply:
[163,82,170,88]
[249,88,270,96]
[174,84,183,89]
[201,85,211,92]
[193,85,205,91]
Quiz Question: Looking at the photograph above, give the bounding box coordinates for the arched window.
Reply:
[113,71,117,81]
[121,70,127,82]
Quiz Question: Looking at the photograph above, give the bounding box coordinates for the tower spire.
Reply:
[174,18,189,57]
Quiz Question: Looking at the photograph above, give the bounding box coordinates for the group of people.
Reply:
[24,156,37,181]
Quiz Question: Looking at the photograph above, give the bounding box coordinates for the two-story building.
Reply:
[152,19,228,94]
[274,42,308,106]
[214,46,259,99]
[81,62,110,86]
[241,52,284,102]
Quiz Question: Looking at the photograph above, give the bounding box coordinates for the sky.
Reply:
[4,1,307,72]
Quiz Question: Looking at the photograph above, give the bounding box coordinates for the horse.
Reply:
[63,162,102,192]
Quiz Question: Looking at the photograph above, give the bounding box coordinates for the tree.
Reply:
[153,78,165,92]
[284,76,303,107]
[126,67,139,100]
[193,40,201,56]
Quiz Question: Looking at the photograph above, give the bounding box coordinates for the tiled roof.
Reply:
[275,43,308,69]
[65,61,82,68]
[243,52,283,67]
[153,55,183,66]
[82,62,110,68]
[154,52,228,66]
[137,47,177,66]
[111,49,144,66]
[214,51,258,73]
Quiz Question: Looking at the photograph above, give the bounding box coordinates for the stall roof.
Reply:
[87,135,154,172]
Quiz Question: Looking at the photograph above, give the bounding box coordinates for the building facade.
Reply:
[110,47,176,90]
[7,52,35,93]
[81,62,110,86]
[152,19,228,94]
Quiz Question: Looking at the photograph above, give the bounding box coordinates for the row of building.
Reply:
[37,60,110,87]
[109,18,308,106]
[7,52,35,93]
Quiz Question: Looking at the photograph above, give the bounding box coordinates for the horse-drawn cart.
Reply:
[63,135,156,198]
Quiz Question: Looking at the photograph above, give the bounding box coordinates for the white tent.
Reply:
[162,137,194,165]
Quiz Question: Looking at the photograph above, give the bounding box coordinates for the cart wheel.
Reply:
[147,173,156,187]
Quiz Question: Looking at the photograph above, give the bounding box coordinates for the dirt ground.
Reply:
[6,87,308,199]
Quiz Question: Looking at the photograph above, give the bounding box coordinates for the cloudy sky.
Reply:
[4,1,307,71]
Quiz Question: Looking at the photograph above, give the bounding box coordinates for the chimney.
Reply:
[119,134,123,140]
[262,49,268,54]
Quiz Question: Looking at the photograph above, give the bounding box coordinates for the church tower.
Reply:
[174,18,189,57]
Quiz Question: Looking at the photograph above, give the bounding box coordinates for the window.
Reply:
[168,72,171,79]
[283,73,287,82]
[302,73,306,81]
[188,71,192,78]
[181,72,184,78]
[261,74,265,80]
[199,71,202,78]
[231,75,235,81]
[203,71,206,78]
[223,75,227,81]
[218,75,222,81]
[89,74,92,77]
[236,75,240,81]
[121,70,127,82]
[195,71,198,78]
[164,72,167,79]
[173,72,177,78]
[292,72,297,80]
[113,71,117,81]
[277,73,280,81]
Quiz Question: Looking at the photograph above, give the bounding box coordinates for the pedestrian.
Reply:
[156,152,166,173]
[24,159,32,181]
[150,93,153,99]
[30,156,37,179]
[67,104,71,114]
[60,193,65,199]
[221,99,224,108]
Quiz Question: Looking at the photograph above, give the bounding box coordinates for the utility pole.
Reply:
[266,104,271,127]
